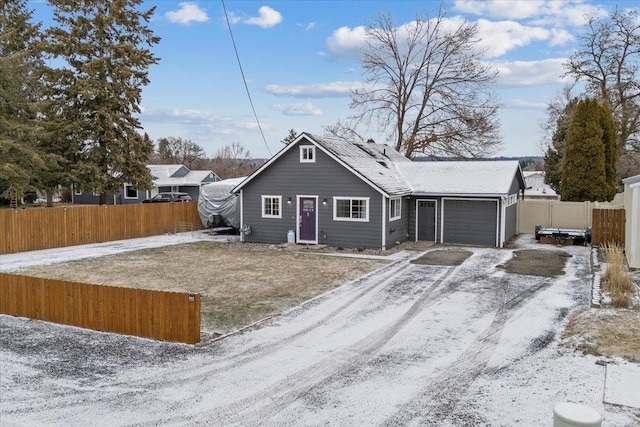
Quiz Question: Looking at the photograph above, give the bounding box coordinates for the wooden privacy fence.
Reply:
[591,209,625,246]
[0,273,201,344]
[0,202,203,255]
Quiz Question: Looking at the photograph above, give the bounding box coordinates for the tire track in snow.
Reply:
[382,277,553,426]
[138,265,461,426]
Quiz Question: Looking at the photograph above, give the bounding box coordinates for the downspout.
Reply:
[630,182,640,268]
[239,189,245,243]
[500,196,506,247]
[381,194,386,250]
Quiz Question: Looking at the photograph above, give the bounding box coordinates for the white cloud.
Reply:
[263,81,361,98]
[453,0,609,27]
[244,6,283,28]
[326,26,367,61]
[271,102,323,116]
[454,0,542,20]
[165,2,209,25]
[476,19,551,58]
[492,58,571,87]
[297,22,316,31]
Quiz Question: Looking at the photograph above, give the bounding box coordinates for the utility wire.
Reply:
[221,0,272,157]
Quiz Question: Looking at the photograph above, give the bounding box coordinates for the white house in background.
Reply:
[622,174,640,269]
[523,171,559,200]
[72,164,219,205]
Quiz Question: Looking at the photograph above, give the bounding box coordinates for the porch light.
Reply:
[322,198,328,206]
[287,197,292,204]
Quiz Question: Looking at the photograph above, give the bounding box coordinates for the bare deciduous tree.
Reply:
[151,136,206,169]
[208,142,256,179]
[327,9,501,159]
[564,9,640,155]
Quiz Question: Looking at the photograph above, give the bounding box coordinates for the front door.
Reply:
[299,197,317,243]
[417,200,436,241]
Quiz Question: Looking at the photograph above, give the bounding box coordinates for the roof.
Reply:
[622,174,640,186]
[523,170,557,197]
[233,132,524,197]
[234,132,413,197]
[396,160,523,196]
[147,165,217,187]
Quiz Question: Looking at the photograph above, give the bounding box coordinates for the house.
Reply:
[622,174,640,269]
[72,164,219,205]
[522,171,559,200]
[232,132,525,249]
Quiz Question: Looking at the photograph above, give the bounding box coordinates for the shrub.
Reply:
[601,243,635,308]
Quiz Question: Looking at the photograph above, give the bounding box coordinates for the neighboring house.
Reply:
[622,174,640,269]
[232,132,525,249]
[522,171,559,200]
[72,164,219,205]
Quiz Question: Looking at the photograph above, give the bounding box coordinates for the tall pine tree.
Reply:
[0,0,49,201]
[46,0,159,204]
[561,99,610,201]
[600,102,617,200]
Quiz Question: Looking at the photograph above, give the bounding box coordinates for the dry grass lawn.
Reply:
[563,308,640,362]
[17,241,388,334]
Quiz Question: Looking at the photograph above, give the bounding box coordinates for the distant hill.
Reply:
[414,155,544,163]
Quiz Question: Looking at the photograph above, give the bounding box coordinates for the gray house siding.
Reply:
[386,197,410,248]
[505,203,517,242]
[73,188,148,205]
[241,140,385,249]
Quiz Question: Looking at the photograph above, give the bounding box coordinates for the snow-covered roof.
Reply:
[147,165,217,187]
[523,171,558,197]
[396,160,522,196]
[147,164,184,180]
[306,133,413,196]
[233,133,524,197]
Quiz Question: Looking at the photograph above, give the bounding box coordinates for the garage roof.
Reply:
[397,160,523,196]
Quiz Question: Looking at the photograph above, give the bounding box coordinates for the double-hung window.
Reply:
[300,145,315,163]
[262,195,282,218]
[389,197,401,221]
[333,197,369,222]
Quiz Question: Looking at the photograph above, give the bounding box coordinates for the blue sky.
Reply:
[29,0,639,159]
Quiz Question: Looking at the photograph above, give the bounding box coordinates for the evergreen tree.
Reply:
[45,0,159,204]
[600,102,617,200]
[561,99,608,201]
[544,96,578,193]
[0,0,48,200]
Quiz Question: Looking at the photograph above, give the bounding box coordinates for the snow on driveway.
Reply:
[1,236,639,426]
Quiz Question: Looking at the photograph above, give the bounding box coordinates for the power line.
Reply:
[221,0,273,157]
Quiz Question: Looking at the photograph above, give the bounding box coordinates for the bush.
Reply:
[601,243,635,308]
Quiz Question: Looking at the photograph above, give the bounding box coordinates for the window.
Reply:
[74,185,82,195]
[124,184,137,199]
[389,198,401,221]
[505,194,517,206]
[334,197,369,222]
[300,145,315,163]
[262,196,282,218]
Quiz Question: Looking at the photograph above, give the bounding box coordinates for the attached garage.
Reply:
[442,199,498,246]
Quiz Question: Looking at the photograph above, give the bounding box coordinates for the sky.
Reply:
[28,0,640,160]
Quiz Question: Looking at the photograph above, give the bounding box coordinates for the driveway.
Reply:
[1,236,638,426]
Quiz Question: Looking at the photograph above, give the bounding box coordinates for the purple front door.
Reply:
[299,197,317,242]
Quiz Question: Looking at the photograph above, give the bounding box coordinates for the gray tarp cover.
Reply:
[197,177,246,228]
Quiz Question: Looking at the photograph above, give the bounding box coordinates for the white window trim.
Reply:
[261,195,282,218]
[505,194,517,207]
[123,184,138,199]
[389,197,401,221]
[333,197,369,222]
[300,145,316,163]
[74,185,82,195]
